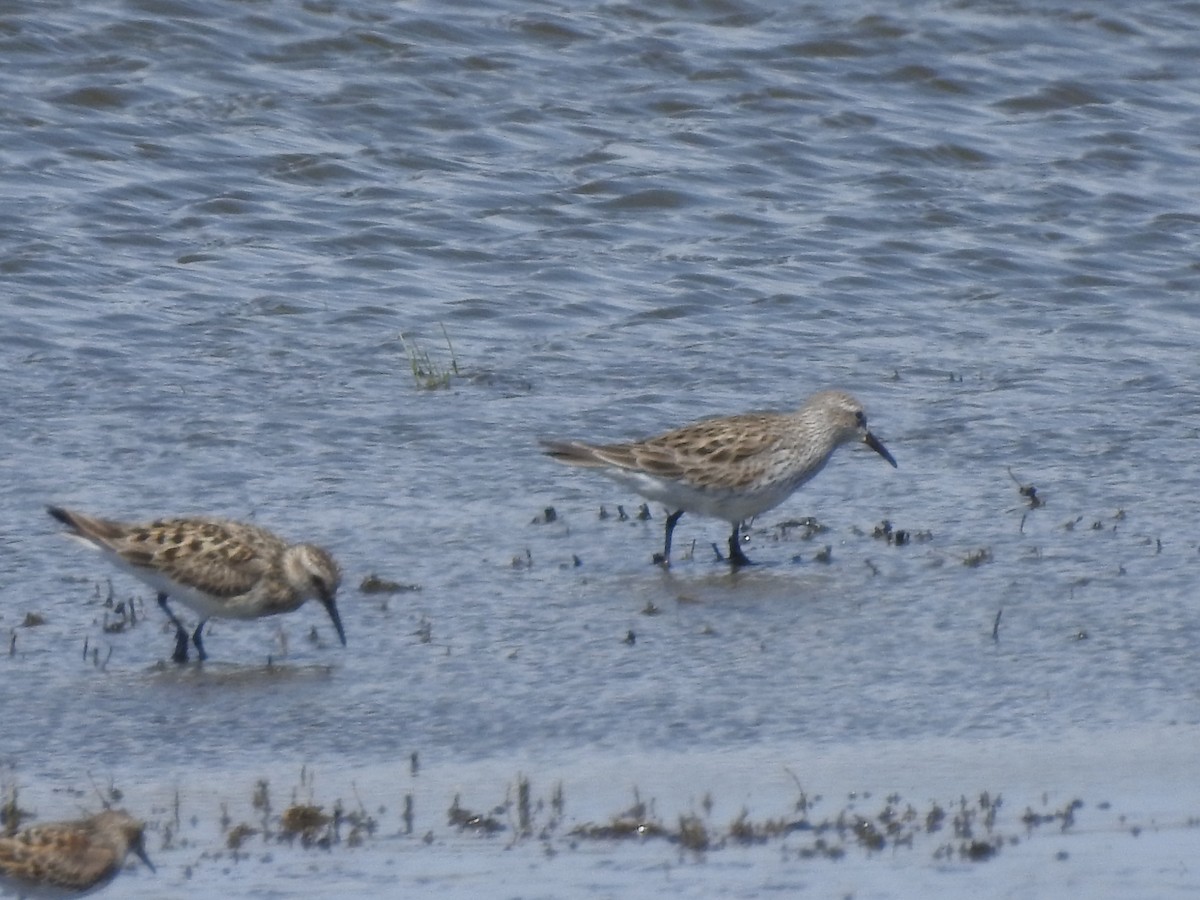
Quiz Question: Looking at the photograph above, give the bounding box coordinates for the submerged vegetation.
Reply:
[399,324,460,390]
[28,765,1162,878]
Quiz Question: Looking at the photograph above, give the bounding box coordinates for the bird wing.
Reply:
[0,822,111,888]
[123,519,280,598]
[543,413,783,488]
[638,415,784,487]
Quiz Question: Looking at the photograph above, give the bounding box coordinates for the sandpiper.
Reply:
[47,507,345,663]
[0,809,153,896]
[542,390,897,567]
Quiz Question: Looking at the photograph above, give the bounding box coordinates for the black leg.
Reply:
[158,593,190,664]
[192,621,208,662]
[653,510,684,566]
[727,522,753,568]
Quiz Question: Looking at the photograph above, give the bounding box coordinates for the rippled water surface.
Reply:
[3,0,1200,895]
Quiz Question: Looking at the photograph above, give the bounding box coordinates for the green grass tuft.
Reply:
[400,324,460,390]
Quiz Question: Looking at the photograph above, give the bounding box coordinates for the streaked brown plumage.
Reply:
[47,507,345,663]
[543,390,897,566]
[0,810,153,895]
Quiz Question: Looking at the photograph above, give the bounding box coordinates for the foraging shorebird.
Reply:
[0,809,153,896]
[47,506,345,663]
[542,390,897,567]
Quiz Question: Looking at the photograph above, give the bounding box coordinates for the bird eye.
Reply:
[855,411,867,426]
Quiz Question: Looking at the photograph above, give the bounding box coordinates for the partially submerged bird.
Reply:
[0,809,153,896]
[542,390,897,567]
[47,506,345,663]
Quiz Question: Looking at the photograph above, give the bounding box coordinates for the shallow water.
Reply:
[2,0,1200,895]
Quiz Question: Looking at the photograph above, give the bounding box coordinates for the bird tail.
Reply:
[539,439,613,468]
[46,506,127,544]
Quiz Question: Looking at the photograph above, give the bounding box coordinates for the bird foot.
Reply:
[713,541,754,569]
[171,629,189,665]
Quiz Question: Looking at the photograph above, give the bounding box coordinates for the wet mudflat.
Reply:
[7,728,1197,899]
[4,0,1200,896]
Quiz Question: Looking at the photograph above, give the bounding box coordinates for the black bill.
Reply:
[864,431,897,468]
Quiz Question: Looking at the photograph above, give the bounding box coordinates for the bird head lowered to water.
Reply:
[46,506,347,663]
[283,543,345,646]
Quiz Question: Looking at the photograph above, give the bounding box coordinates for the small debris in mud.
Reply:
[252,779,272,837]
[623,630,636,645]
[47,766,1155,878]
[962,839,998,860]
[677,814,709,852]
[852,816,885,851]
[776,517,828,541]
[20,613,46,628]
[641,602,659,616]
[565,785,1019,863]
[511,549,533,569]
[279,804,332,847]
[728,808,800,844]
[871,521,932,546]
[448,795,504,834]
[530,507,557,525]
[1008,468,1044,509]
[360,574,421,594]
[1,786,32,836]
[226,823,257,851]
[1021,798,1083,833]
[102,607,130,634]
[963,547,993,567]
[570,792,668,841]
[342,794,378,847]
[926,802,945,833]
[636,504,651,521]
[813,545,833,564]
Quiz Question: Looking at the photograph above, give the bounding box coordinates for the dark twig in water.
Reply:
[1008,467,1044,508]
[516,776,532,837]
[992,608,1002,642]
